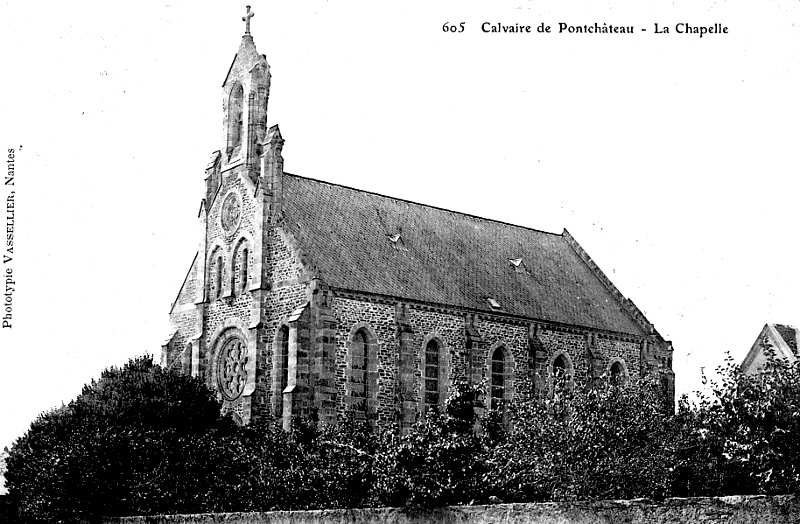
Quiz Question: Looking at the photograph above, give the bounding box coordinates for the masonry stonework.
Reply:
[163,24,676,431]
[106,496,800,524]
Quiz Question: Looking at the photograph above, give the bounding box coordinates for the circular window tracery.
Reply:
[220,191,242,237]
[218,335,248,400]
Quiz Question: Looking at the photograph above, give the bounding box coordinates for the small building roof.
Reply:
[772,324,798,356]
[741,323,800,375]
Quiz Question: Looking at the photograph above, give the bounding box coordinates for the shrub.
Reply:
[486,375,676,502]
[4,355,233,522]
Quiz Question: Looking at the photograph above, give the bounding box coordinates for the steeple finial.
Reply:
[242,5,254,35]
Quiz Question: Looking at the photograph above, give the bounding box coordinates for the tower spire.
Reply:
[242,5,254,35]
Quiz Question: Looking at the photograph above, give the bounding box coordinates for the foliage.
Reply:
[8,349,800,520]
[680,352,800,496]
[211,417,379,511]
[373,381,489,509]
[4,355,233,523]
[485,374,676,502]
[292,419,379,509]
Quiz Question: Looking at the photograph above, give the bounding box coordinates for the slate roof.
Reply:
[773,324,798,356]
[282,174,648,337]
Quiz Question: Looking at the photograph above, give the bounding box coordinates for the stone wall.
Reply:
[328,292,662,429]
[253,224,310,421]
[104,496,800,524]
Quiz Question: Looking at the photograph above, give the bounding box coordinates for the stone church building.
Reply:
[162,17,675,431]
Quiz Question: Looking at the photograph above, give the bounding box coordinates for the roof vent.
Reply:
[386,233,408,251]
[509,257,529,274]
[487,297,502,310]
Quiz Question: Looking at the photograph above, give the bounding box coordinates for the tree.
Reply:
[486,374,677,502]
[4,355,233,523]
[682,352,800,496]
[373,381,490,509]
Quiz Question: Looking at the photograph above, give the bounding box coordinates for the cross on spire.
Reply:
[242,5,254,35]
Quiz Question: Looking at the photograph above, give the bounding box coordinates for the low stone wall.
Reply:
[105,495,800,524]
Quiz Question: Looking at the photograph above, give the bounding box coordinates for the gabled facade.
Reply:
[162,22,675,430]
[740,323,799,375]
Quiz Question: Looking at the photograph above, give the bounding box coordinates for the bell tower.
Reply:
[220,5,271,181]
[187,7,278,424]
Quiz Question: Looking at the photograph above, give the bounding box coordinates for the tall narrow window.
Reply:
[275,326,289,416]
[424,340,440,412]
[349,330,368,418]
[183,343,192,375]
[215,256,223,299]
[490,347,507,411]
[241,248,249,294]
[227,84,244,157]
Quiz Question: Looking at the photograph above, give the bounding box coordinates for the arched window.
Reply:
[227,84,244,157]
[215,255,224,299]
[182,343,193,375]
[423,340,441,412]
[274,326,289,417]
[610,361,624,386]
[554,355,569,377]
[553,354,567,375]
[490,347,509,411]
[233,243,249,296]
[609,362,623,386]
[661,376,671,396]
[349,329,369,418]
[241,247,249,293]
[551,353,574,394]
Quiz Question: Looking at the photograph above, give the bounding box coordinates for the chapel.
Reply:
[162,10,675,430]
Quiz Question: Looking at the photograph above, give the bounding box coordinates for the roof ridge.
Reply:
[283,172,564,238]
[168,252,199,315]
[562,230,658,339]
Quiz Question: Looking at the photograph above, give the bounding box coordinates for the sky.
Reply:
[0,0,798,458]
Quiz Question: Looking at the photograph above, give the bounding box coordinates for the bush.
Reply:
[10,350,800,519]
[373,382,489,509]
[4,355,233,522]
[681,353,800,496]
[486,375,676,502]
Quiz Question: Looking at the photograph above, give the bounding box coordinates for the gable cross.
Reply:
[242,6,254,35]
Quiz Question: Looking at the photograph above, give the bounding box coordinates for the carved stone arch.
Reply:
[607,357,630,386]
[486,342,515,411]
[346,322,380,350]
[205,241,228,301]
[419,333,451,415]
[548,350,575,394]
[232,230,256,249]
[208,317,256,407]
[345,322,380,422]
[232,233,254,296]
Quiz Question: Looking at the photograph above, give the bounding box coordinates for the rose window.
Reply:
[220,192,242,237]
[218,336,248,400]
